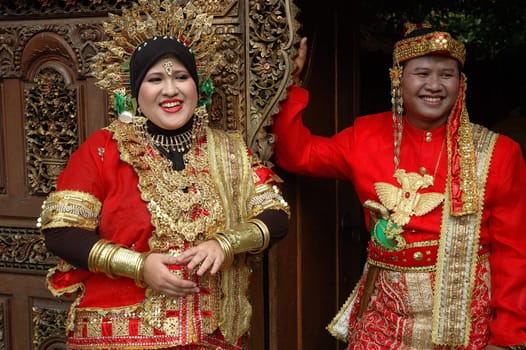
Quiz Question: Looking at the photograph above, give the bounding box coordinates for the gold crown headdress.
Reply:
[91,0,219,115]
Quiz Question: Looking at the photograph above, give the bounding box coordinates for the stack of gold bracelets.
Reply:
[87,218,270,284]
[212,218,270,269]
[88,240,150,287]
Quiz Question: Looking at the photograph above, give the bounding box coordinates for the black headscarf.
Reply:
[129,36,198,98]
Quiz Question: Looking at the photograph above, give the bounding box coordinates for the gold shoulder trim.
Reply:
[38,190,101,231]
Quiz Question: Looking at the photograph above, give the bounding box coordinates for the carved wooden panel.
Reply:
[0,84,6,197]
[0,297,7,350]
[25,66,79,195]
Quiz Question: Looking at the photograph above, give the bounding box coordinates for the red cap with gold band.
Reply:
[393,23,467,67]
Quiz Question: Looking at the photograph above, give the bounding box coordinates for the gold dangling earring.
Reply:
[191,105,209,143]
[390,64,404,170]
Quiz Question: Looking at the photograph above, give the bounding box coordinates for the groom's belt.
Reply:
[367,239,489,272]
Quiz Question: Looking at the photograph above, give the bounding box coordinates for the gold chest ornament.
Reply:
[366,169,444,250]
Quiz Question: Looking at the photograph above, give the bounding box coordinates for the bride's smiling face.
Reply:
[137,55,198,131]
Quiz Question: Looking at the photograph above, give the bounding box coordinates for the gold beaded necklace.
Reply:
[145,128,193,153]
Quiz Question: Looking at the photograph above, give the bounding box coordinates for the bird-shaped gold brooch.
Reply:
[374,169,445,227]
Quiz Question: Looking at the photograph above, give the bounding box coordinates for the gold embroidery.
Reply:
[248,183,290,216]
[206,128,253,343]
[432,125,497,346]
[108,121,263,344]
[109,117,224,247]
[405,272,434,349]
[44,117,286,345]
[447,75,479,216]
[326,269,366,342]
[109,118,224,336]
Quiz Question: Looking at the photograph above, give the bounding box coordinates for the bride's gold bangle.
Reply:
[212,233,234,270]
[88,240,148,287]
[247,218,270,254]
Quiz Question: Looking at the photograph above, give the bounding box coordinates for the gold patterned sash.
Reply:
[432,124,497,346]
[206,128,253,343]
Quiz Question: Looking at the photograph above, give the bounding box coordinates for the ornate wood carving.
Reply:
[25,67,79,195]
[1,21,104,79]
[0,0,129,18]
[1,0,300,164]
[0,227,57,272]
[32,302,68,350]
[0,301,5,350]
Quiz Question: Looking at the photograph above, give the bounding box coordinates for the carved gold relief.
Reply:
[32,305,68,349]
[208,32,244,131]
[0,227,57,270]
[192,0,238,16]
[25,67,78,195]
[192,0,301,163]
[246,0,301,164]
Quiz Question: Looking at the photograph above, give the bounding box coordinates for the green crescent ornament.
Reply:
[372,218,405,250]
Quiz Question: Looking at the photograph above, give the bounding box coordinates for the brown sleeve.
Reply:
[43,209,288,268]
[43,227,100,270]
[255,209,289,248]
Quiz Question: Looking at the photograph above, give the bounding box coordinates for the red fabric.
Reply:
[368,240,439,269]
[49,129,151,307]
[346,263,492,349]
[273,85,526,346]
[48,128,253,349]
[254,165,277,185]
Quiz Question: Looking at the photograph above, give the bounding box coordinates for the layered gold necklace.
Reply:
[109,117,224,249]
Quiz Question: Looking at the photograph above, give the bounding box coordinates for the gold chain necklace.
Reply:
[420,135,445,184]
